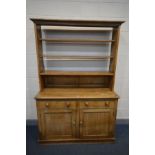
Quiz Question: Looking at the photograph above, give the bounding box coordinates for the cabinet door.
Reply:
[37,101,76,140]
[79,108,115,139]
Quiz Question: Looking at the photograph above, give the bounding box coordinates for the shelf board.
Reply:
[41,55,113,61]
[41,26,113,32]
[35,88,119,99]
[40,71,114,76]
[40,38,115,44]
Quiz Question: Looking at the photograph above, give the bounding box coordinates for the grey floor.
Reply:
[26,124,129,155]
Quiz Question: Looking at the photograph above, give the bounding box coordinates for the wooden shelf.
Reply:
[42,55,113,61]
[40,71,114,76]
[40,38,114,44]
[35,88,119,99]
[41,26,113,32]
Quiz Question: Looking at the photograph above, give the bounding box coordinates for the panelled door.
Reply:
[37,101,77,140]
[79,101,115,139]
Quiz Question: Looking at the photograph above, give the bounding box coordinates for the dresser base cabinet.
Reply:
[36,99,118,143]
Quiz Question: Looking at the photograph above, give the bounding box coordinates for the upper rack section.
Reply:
[40,26,114,44]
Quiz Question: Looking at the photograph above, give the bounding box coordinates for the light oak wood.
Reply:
[35,88,119,99]
[109,28,121,90]
[41,38,115,44]
[30,18,125,27]
[31,18,124,143]
[80,108,114,138]
[38,138,115,143]
[37,100,76,109]
[36,100,117,141]
[40,71,114,76]
[33,24,44,90]
[37,101,77,139]
[79,100,116,139]
[41,26,113,32]
[42,55,113,61]
[43,76,113,88]
[80,100,115,108]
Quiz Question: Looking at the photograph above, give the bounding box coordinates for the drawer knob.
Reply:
[72,121,76,125]
[105,102,109,107]
[85,102,89,106]
[66,102,71,107]
[45,103,49,107]
[80,121,83,125]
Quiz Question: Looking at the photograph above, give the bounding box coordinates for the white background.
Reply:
[26,0,129,120]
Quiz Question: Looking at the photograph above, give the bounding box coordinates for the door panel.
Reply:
[37,101,77,140]
[41,109,76,139]
[80,109,114,138]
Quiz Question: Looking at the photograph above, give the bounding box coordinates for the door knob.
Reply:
[105,102,109,107]
[72,121,76,125]
[85,102,89,106]
[45,103,49,107]
[66,102,71,107]
[80,121,83,125]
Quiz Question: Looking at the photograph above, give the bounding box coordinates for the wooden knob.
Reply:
[66,102,71,107]
[45,103,49,107]
[80,121,83,125]
[105,102,109,107]
[85,102,89,106]
[72,121,76,125]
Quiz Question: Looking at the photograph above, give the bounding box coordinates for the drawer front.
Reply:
[80,100,116,108]
[37,100,76,110]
